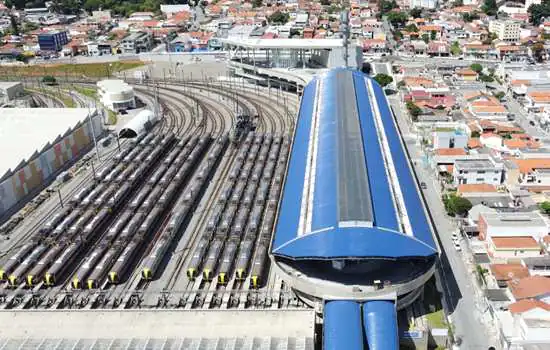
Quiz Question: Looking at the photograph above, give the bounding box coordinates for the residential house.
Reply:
[453,156,505,186]
[128,12,155,21]
[456,67,478,81]
[427,41,450,57]
[490,263,531,288]
[503,299,550,348]
[160,5,191,18]
[466,92,508,120]
[521,256,550,277]
[507,276,550,302]
[509,158,550,190]
[478,211,549,241]
[525,91,550,113]
[495,44,528,61]
[487,236,543,261]
[463,43,491,59]
[418,25,443,40]
[432,128,469,149]
[121,31,152,54]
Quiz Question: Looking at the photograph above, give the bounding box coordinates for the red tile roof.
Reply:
[491,236,540,249]
[509,299,550,314]
[508,276,550,300]
[490,263,530,281]
[435,148,467,156]
[458,184,497,193]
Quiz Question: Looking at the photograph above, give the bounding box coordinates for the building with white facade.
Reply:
[478,211,549,241]
[409,0,438,9]
[489,20,521,42]
[453,156,505,186]
[432,128,469,149]
[97,79,135,112]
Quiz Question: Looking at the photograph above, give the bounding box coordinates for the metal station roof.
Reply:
[272,68,437,260]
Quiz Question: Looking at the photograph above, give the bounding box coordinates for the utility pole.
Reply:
[87,102,100,162]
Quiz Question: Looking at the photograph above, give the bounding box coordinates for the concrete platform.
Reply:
[0,309,315,339]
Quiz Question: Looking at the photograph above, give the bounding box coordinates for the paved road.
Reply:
[389,95,496,349]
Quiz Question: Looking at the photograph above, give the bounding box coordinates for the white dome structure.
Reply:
[119,109,158,138]
[97,79,136,111]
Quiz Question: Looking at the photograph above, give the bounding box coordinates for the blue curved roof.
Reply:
[272,68,437,260]
[323,301,363,350]
[363,300,399,350]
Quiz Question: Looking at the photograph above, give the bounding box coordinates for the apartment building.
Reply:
[489,20,521,42]
[121,31,153,54]
[453,156,504,186]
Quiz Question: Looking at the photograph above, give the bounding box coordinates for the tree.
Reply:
[410,7,422,18]
[494,91,505,100]
[421,33,430,43]
[387,11,408,26]
[470,63,483,73]
[361,62,372,74]
[42,75,57,85]
[443,194,473,216]
[397,80,406,88]
[471,130,481,138]
[268,11,289,24]
[374,73,393,87]
[539,201,550,214]
[452,0,463,7]
[529,2,550,26]
[380,0,397,14]
[430,30,437,40]
[406,101,422,120]
[9,15,19,36]
[479,74,494,82]
[462,12,479,22]
[481,0,497,16]
[320,0,330,5]
[451,41,461,56]
[252,0,262,7]
[404,24,419,32]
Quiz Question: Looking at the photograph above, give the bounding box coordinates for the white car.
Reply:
[454,242,462,252]
[451,232,459,240]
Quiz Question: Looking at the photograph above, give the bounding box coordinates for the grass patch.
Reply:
[73,85,97,99]
[0,61,144,79]
[107,109,117,125]
[425,309,447,329]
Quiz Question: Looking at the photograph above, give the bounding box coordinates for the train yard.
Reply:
[0,79,300,311]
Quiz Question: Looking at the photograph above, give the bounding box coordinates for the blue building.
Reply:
[271,68,439,349]
[38,31,69,52]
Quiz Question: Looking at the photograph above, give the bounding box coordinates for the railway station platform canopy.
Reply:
[270,68,438,303]
[220,38,359,71]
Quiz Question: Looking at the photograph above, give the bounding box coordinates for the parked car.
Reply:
[420,182,427,189]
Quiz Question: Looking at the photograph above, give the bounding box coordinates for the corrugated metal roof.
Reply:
[0,337,314,350]
[362,301,399,350]
[272,68,437,260]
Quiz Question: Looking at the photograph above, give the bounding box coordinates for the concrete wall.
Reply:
[0,113,103,219]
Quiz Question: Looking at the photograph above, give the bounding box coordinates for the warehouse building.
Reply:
[0,108,103,221]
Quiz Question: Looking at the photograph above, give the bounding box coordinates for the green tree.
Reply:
[539,201,550,214]
[252,0,262,8]
[9,15,19,36]
[406,101,422,120]
[42,75,57,85]
[374,73,394,87]
[421,33,430,43]
[269,11,289,24]
[380,0,397,14]
[462,12,479,22]
[387,11,408,26]
[481,0,497,16]
[443,194,473,216]
[404,23,419,32]
[430,30,437,40]
[529,2,550,26]
[410,7,422,18]
[470,63,483,73]
[452,0,463,6]
[479,74,494,82]
[494,91,505,100]
[397,80,406,88]
[320,0,330,5]
[451,41,461,55]
[471,130,481,138]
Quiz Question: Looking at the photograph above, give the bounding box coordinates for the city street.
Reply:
[389,95,496,349]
